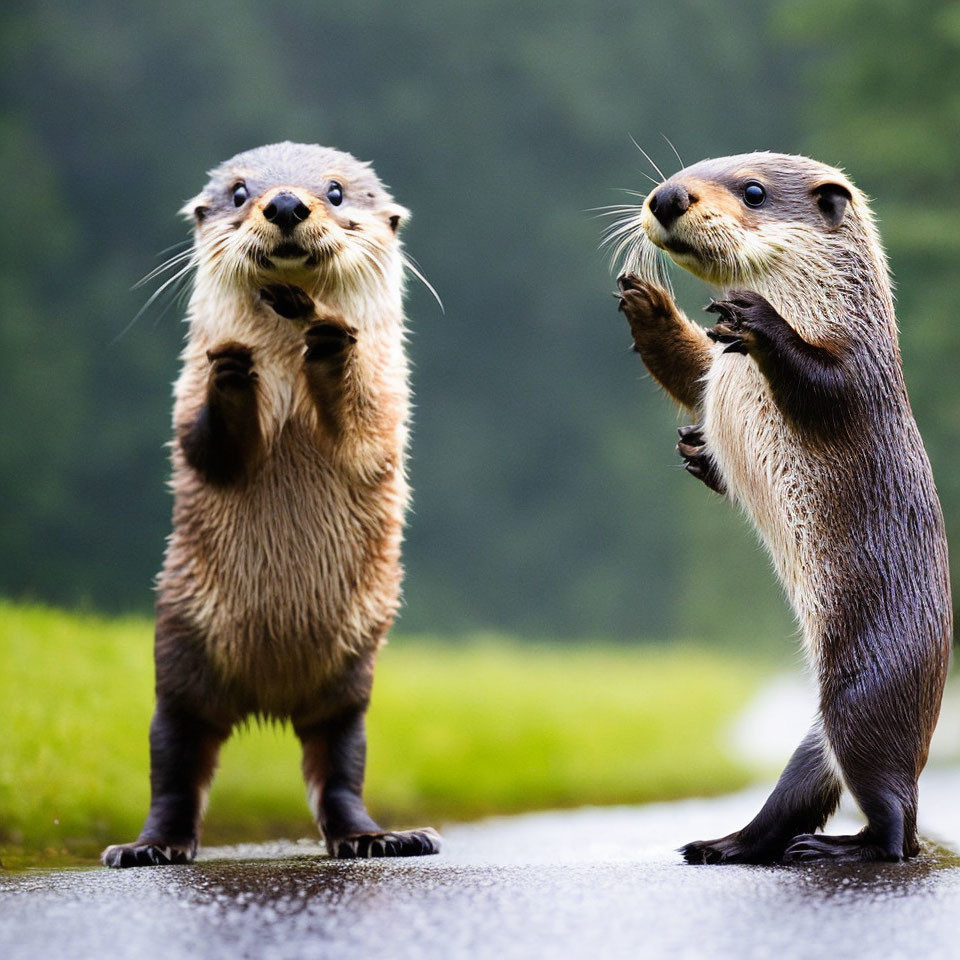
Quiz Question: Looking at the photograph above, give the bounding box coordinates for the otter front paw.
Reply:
[101,839,197,869]
[329,827,441,859]
[206,344,257,392]
[260,283,317,321]
[677,424,726,495]
[616,273,676,350]
[304,320,357,363]
[704,291,785,354]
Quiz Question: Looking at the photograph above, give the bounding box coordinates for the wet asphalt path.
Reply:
[3,768,960,960]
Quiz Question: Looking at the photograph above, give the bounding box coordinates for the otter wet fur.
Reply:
[101,141,440,867]
[611,152,951,864]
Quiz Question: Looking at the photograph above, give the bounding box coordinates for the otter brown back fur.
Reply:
[614,152,951,863]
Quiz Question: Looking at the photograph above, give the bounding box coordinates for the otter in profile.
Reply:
[102,141,439,866]
[613,152,951,863]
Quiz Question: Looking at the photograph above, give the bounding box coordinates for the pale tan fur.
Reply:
[159,144,411,715]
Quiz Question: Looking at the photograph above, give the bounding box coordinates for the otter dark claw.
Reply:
[705,298,751,354]
[782,833,898,864]
[676,424,726,495]
[705,327,749,354]
[704,292,792,355]
[102,841,196,869]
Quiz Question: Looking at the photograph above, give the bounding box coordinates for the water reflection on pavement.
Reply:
[2,769,959,960]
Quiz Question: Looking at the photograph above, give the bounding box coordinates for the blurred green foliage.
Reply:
[0,1,956,640]
[0,602,761,864]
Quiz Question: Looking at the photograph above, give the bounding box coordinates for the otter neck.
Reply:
[748,256,895,359]
[186,262,406,343]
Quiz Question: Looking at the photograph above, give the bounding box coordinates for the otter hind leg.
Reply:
[102,699,229,868]
[782,689,922,864]
[681,723,841,865]
[297,708,441,860]
[782,831,903,864]
[783,787,912,864]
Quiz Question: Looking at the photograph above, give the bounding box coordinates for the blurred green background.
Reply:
[1,0,958,863]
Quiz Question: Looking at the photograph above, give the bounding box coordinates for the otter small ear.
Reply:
[179,194,210,224]
[812,181,852,229]
[384,203,410,234]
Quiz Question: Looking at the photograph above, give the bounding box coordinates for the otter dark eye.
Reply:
[326,181,343,206]
[232,183,249,207]
[742,181,766,208]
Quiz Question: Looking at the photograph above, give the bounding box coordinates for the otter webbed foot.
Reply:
[260,283,317,321]
[782,833,901,864]
[101,839,197,869]
[705,291,786,355]
[680,831,785,865]
[330,828,441,860]
[677,424,726,495]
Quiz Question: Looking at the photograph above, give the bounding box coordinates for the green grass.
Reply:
[0,601,764,867]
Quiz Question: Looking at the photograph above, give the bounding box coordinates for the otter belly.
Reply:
[703,357,828,639]
[160,419,405,709]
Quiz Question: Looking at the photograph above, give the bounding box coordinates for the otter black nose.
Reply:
[649,183,691,229]
[263,192,310,232]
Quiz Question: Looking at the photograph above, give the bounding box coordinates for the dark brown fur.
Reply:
[704,292,857,441]
[179,344,262,486]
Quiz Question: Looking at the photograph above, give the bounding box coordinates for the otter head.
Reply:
[182,141,409,303]
[629,153,886,298]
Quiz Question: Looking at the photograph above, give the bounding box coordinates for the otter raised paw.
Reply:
[705,291,796,355]
[616,272,675,342]
[676,424,725,495]
[304,319,358,362]
[260,282,317,320]
[706,290,852,435]
[178,343,261,486]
